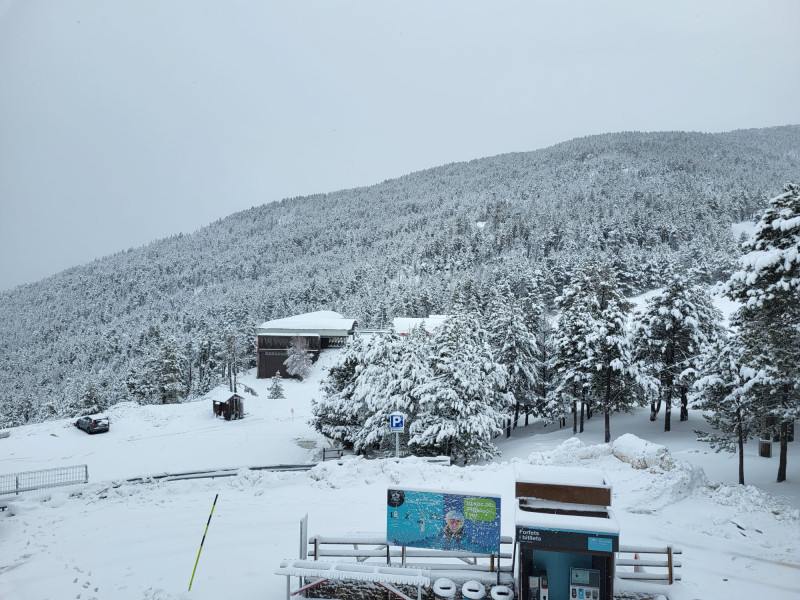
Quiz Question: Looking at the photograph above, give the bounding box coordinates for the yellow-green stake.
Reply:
[189,493,218,591]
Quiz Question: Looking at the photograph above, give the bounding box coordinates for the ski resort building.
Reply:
[256,311,357,378]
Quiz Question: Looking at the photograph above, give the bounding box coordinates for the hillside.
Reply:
[1,126,799,423]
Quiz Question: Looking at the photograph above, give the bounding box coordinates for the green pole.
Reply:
[188,493,218,591]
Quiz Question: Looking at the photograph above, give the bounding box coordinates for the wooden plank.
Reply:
[617,572,682,581]
[616,558,682,568]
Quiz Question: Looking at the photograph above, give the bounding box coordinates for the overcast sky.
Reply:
[1,0,798,291]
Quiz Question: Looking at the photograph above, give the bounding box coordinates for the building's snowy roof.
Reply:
[515,465,610,488]
[257,311,356,336]
[393,315,451,335]
[515,505,620,535]
[204,388,244,402]
[275,559,431,586]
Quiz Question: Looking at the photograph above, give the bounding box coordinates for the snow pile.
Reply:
[612,433,675,470]
[524,436,612,465]
[703,480,800,525]
[308,455,455,489]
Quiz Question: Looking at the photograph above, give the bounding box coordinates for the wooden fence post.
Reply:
[667,546,673,584]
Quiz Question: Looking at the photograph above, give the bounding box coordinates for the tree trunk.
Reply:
[777,420,788,483]
[650,389,662,421]
[736,407,745,485]
[679,385,689,421]
[579,401,585,433]
[664,387,673,432]
[604,368,613,443]
[514,399,520,429]
[572,400,577,434]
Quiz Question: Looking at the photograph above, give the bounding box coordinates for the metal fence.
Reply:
[0,465,89,496]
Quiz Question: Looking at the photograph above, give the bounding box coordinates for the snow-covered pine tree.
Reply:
[268,371,285,399]
[410,310,511,464]
[126,337,185,405]
[632,268,723,431]
[584,266,642,443]
[486,281,539,428]
[693,335,757,485]
[726,183,800,482]
[284,336,313,380]
[548,269,597,433]
[311,334,367,449]
[523,276,556,424]
[159,337,185,404]
[349,328,406,454]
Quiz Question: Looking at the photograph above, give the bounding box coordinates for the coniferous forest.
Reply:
[1,126,798,479]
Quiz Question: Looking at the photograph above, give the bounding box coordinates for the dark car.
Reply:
[75,416,110,434]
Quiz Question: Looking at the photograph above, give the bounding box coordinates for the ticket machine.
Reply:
[569,568,600,600]
[528,570,549,600]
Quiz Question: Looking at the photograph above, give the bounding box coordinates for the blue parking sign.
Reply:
[389,413,404,431]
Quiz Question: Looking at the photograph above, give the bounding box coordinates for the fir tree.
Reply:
[158,337,185,404]
[410,311,511,464]
[284,336,313,380]
[726,183,800,482]
[693,335,757,485]
[349,328,406,454]
[311,334,367,449]
[548,269,597,433]
[486,282,539,428]
[584,266,642,442]
[268,371,285,399]
[632,268,723,431]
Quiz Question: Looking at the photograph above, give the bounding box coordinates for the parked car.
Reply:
[75,416,110,434]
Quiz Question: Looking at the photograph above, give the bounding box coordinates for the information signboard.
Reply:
[386,488,501,553]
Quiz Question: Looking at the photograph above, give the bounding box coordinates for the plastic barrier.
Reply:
[462,580,486,600]
[433,577,457,599]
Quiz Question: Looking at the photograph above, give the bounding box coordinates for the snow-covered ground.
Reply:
[1,348,798,600]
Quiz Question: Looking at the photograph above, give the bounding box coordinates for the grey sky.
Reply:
[1,0,798,291]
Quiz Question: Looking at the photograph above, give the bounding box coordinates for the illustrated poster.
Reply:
[386,488,501,553]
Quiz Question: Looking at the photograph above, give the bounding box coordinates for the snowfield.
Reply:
[1,350,798,600]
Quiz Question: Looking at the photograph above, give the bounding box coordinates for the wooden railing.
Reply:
[616,544,682,584]
[308,534,515,575]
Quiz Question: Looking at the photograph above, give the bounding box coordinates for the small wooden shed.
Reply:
[212,393,245,421]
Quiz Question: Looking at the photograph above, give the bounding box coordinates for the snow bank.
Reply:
[612,433,675,470]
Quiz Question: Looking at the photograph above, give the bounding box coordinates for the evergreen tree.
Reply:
[268,371,285,399]
[311,334,367,449]
[523,279,555,424]
[693,334,757,485]
[284,336,313,380]
[486,282,539,429]
[158,337,185,404]
[584,266,642,442]
[410,311,511,464]
[632,268,724,431]
[349,328,409,454]
[726,183,800,482]
[127,338,185,405]
[548,269,597,433]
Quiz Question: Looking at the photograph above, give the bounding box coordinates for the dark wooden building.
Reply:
[256,311,357,378]
[212,393,245,421]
